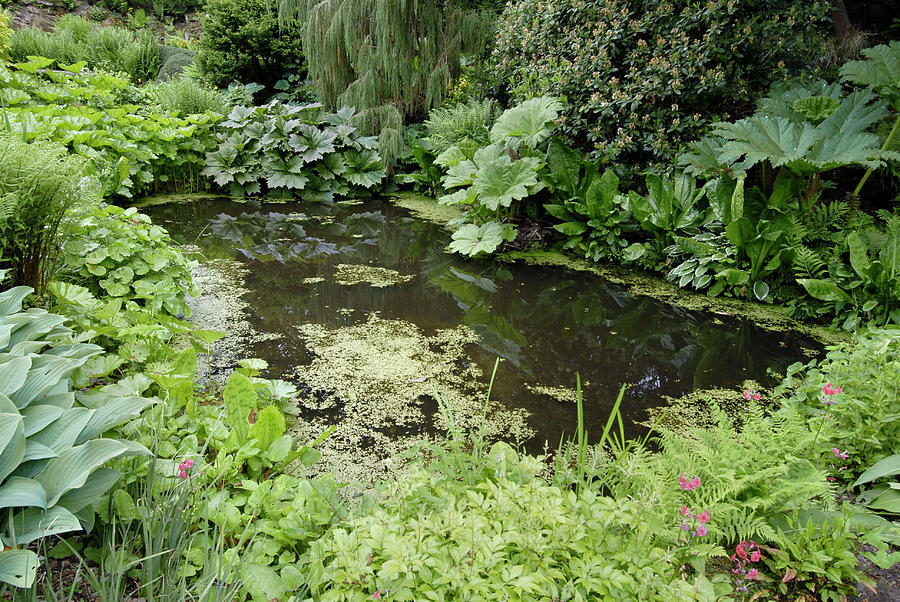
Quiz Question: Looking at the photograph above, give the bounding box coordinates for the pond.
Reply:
[145,196,821,485]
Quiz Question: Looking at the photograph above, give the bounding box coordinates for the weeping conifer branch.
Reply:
[277,0,490,168]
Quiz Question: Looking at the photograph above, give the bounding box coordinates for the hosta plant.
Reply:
[202,101,386,199]
[0,283,151,589]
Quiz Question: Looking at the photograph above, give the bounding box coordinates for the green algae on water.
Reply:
[388,192,461,228]
[333,264,415,288]
[525,383,580,404]
[288,313,534,486]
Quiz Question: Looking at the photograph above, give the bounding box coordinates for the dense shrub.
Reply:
[0,134,97,294]
[197,0,305,90]
[489,0,831,173]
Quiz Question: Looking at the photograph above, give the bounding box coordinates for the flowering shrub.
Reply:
[489,0,830,172]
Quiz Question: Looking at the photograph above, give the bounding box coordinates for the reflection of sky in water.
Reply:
[147,197,820,451]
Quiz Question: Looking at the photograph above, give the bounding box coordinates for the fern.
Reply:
[594,403,831,546]
[802,200,850,242]
[791,245,827,279]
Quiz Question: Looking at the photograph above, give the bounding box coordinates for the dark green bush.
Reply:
[197,0,305,90]
[489,0,831,173]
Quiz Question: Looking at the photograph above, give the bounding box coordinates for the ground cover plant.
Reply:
[0,57,221,198]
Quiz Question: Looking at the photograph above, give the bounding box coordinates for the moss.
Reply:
[133,193,227,208]
[288,314,533,487]
[388,192,460,227]
[499,250,847,346]
[333,264,415,288]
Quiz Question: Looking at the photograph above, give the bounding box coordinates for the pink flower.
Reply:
[679,473,688,489]
[750,550,761,562]
[373,591,381,600]
[679,474,701,490]
[697,510,710,525]
[735,542,748,561]
[689,476,701,489]
[744,390,752,400]
[696,525,708,537]
[753,392,761,401]
[746,568,758,579]
[823,383,842,396]
[177,458,195,479]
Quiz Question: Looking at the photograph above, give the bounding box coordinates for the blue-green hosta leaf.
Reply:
[0,477,46,510]
[489,96,562,147]
[36,439,147,507]
[0,549,39,588]
[6,506,82,546]
[74,395,156,444]
[0,357,31,397]
[449,222,506,256]
[0,414,25,483]
[472,157,540,210]
[841,41,900,109]
[55,467,122,513]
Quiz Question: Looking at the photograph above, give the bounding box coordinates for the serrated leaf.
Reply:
[472,157,540,210]
[490,96,562,147]
[841,41,900,109]
[449,222,506,257]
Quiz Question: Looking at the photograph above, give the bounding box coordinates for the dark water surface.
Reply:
[147,197,819,457]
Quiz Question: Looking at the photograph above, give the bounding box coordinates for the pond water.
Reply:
[146,197,820,484]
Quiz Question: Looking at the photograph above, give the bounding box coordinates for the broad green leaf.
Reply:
[847,231,871,279]
[35,439,136,507]
[57,469,122,516]
[223,372,256,444]
[798,278,853,304]
[7,506,82,546]
[75,396,156,444]
[472,157,540,210]
[854,453,900,488]
[0,477,46,510]
[0,415,25,483]
[841,41,900,109]
[241,562,287,602]
[0,287,33,316]
[449,222,506,257]
[553,222,588,237]
[490,96,562,147]
[20,404,64,437]
[0,357,31,397]
[248,406,286,452]
[0,549,39,588]
[753,281,770,301]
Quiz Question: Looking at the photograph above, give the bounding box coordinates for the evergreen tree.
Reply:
[277,0,489,166]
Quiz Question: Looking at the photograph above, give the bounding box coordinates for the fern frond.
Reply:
[792,245,827,279]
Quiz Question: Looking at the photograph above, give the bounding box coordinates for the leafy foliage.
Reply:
[0,58,222,198]
[423,98,499,156]
[307,440,712,600]
[202,101,386,198]
[490,0,830,172]
[0,134,97,295]
[0,286,151,588]
[59,205,199,319]
[9,17,161,84]
[841,41,900,111]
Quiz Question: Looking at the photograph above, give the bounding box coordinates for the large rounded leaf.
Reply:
[472,157,540,210]
[0,414,25,483]
[489,96,562,147]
